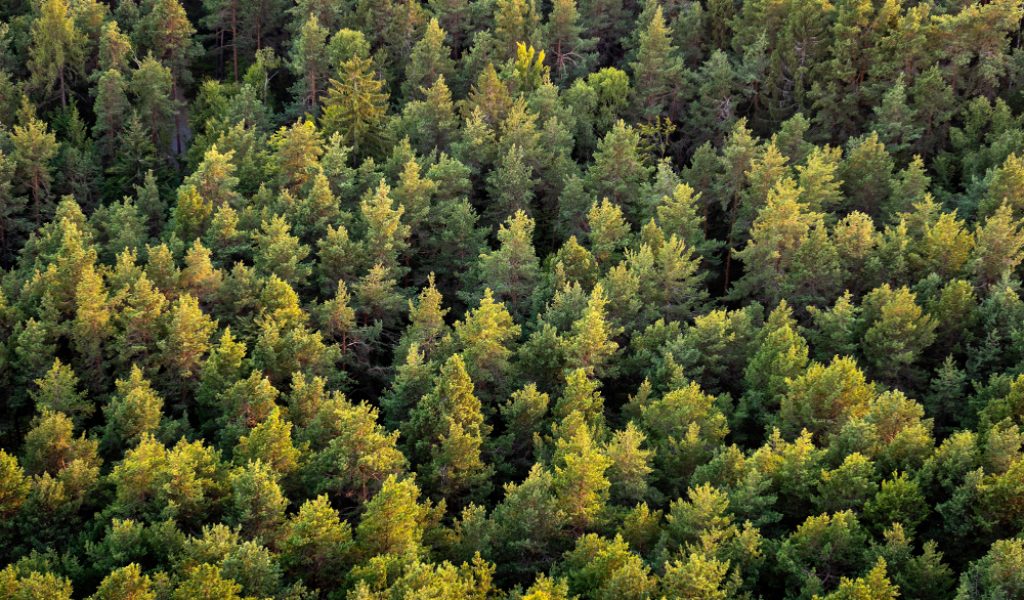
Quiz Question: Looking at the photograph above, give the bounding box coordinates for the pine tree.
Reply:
[253,216,312,288]
[564,283,619,378]
[0,150,25,260]
[585,121,652,224]
[839,132,895,220]
[739,301,810,439]
[587,198,631,268]
[22,408,100,477]
[360,181,410,276]
[646,232,708,321]
[493,0,542,58]
[112,271,167,375]
[305,395,405,502]
[102,366,163,452]
[552,421,612,532]
[0,450,29,519]
[730,179,838,308]
[474,211,540,322]
[288,14,330,114]
[823,558,899,600]
[183,145,241,210]
[973,203,1024,288]
[660,552,734,599]
[629,6,683,121]
[956,538,1024,600]
[98,21,133,73]
[135,0,199,89]
[406,354,493,505]
[776,511,869,596]
[605,424,654,505]
[201,0,242,80]
[278,495,352,589]
[160,293,218,385]
[579,0,627,59]
[30,359,90,424]
[90,564,154,600]
[27,0,83,106]
[403,19,456,101]
[9,100,58,225]
[685,49,744,148]
[485,144,537,225]
[796,146,843,213]
[172,564,243,600]
[215,371,279,447]
[356,475,432,559]
[543,0,595,84]
[450,289,522,397]
[92,70,130,162]
[321,56,389,158]
[71,264,112,387]
[226,459,288,541]
[860,284,936,384]
[130,56,176,152]
[779,356,874,442]
[638,382,729,494]
[234,407,300,478]
[871,75,922,162]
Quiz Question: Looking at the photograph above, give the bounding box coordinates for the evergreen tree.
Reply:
[9,100,59,225]
[585,122,652,225]
[356,475,432,559]
[543,0,595,84]
[404,354,493,505]
[288,15,330,114]
[28,0,83,106]
[630,6,683,121]
[102,366,163,453]
[321,56,389,158]
[403,19,456,101]
[473,211,540,322]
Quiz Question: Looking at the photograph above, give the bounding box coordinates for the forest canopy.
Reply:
[2,0,1024,596]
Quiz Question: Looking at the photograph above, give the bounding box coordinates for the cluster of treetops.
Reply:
[5,0,1024,596]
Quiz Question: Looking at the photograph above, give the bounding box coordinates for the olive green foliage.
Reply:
[1,0,1024,596]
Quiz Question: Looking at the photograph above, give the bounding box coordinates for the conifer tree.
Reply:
[356,475,432,559]
[92,70,130,161]
[160,293,217,385]
[564,283,619,378]
[450,290,522,397]
[493,0,542,58]
[10,100,59,225]
[552,421,612,533]
[779,356,874,442]
[279,495,353,590]
[860,284,936,384]
[739,301,810,438]
[403,19,456,101]
[135,0,199,89]
[288,15,330,114]
[543,0,595,84]
[102,366,163,452]
[629,6,683,121]
[474,211,540,322]
[28,0,83,106]
[585,121,652,224]
[253,216,312,288]
[972,203,1024,288]
[30,359,90,424]
[321,56,389,158]
[406,354,493,505]
[130,56,176,152]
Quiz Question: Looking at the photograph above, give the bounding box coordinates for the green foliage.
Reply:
[2,0,1024,595]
